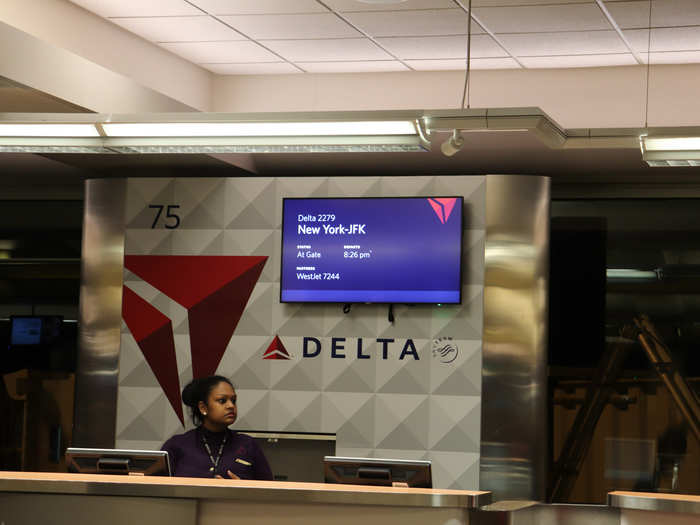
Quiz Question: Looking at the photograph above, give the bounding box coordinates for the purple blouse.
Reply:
[161,428,273,480]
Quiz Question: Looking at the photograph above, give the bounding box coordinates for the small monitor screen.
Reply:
[10,317,43,346]
[281,197,463,304]
[66,448,171,476]
[324,456,432,488]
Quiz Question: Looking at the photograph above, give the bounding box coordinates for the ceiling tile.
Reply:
[473,4,611,33]
[190,0,327,15]
[377,35,508,60]
[606,0,700,30]
[641,50,700,65]
[298,61,409,73]
[323,0,454,11]
[624,27,700,53]
[472,0,592,4]
[519,54,638,68]
[70,0,200,17]
[604,1,653,29]
[219,14,360,39]
[342,9,484,38]
[202,63,301,74]
[263,38,391,62]
[111,16,245,42]
[405,57,520,70]
[160,41,281,63]
[500,31,627,57]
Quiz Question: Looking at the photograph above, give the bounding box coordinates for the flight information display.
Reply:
[280,197,463,304]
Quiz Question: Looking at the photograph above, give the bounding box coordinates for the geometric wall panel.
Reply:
[116,176,486,490]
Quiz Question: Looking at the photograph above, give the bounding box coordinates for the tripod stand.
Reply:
[549,315,700,502]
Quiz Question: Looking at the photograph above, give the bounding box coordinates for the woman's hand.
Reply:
[215,470,240,480]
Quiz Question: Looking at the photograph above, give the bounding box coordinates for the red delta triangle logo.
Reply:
[121,255,268,425]
[263,335,292,360]
[428,197,458,224]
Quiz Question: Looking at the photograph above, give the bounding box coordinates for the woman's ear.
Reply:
[198,400,208,417]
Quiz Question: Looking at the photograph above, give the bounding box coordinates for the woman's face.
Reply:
[200,381,237,429]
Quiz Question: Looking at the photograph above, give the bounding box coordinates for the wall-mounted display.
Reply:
[281,197,463,304]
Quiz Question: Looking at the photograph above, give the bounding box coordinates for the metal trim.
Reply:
[609,492,700,515]
[480,175,550,501]
[0,474,491,509]
[73,179,126,447]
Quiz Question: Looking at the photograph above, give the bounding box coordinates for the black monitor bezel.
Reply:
[65,447,172,476]
[323,455,432,488]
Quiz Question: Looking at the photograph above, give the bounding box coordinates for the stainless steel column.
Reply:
[73,179,126,447]
[480,175,550,500]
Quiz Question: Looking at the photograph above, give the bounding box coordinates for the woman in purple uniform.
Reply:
[162,375,272,480]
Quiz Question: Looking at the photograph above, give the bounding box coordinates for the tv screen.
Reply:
[324,456,432,488]
[66,448,171,476]
[280,197,463,304]
[10,316,63,346]
[10,317,42,346]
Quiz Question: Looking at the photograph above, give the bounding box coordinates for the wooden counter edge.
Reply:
[608,490,700,515]
[0,472,491,509]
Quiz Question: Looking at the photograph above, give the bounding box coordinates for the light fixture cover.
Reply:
[0,124,100,137]
[642,137,700,151]
[641,135,700,166]
[101,121,417,137]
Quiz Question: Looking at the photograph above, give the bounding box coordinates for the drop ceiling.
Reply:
[66,0,700,74]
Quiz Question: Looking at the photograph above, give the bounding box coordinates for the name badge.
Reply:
[235,458,252,466]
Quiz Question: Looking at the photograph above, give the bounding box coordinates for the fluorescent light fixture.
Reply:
[102,121,417,138]
[606,269,659,281]
[642,137,700,151]
[0,124,99,137]
[109,144,424,154]
[640,135,700,166]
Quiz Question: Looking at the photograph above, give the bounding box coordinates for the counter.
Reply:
[0,471,491,525]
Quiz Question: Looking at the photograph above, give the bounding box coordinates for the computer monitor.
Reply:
[66,448,171,476]
[323,456,432,488]
[10,315,63,346]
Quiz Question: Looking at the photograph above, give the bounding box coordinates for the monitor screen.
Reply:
[10,316,63,346]
[66,448,171,476]
[281,197,463,304]
[10,317,42,346]
[323,456,432,488]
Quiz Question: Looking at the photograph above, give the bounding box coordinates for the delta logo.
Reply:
[264,336,420,360]
[428,197,458,224]
[263,336,292,360]
[121,255,268,424]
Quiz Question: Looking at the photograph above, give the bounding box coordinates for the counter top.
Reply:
[0,472,491,509]
[608,491,700,515]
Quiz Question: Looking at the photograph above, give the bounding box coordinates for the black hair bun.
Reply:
[181,378,201,408]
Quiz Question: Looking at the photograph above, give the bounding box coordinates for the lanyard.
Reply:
[201,431,228,475]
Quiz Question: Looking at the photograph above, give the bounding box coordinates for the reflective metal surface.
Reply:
[73,179,126,447]
[0,472,491,509]
[471,503,618,525]
[481,175,550,501]
[609,492,700,515]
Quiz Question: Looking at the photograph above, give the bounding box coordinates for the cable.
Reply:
[460,0,473,109]
[644,0,653,128]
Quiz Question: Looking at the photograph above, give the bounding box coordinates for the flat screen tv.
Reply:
[10,315,63,346]
[280,197,463,304]
[66,448,171,476]
[324,456,432,488]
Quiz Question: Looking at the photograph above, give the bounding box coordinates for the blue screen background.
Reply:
[281,197,463,303]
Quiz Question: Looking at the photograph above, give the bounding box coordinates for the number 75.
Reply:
[149,204,181,229]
